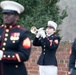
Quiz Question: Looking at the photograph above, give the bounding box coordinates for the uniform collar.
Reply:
[46,33,56,38]
[3,23,18,29]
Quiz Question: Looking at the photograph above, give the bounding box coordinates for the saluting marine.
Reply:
[0,1,31,75]
[33,21,61,75]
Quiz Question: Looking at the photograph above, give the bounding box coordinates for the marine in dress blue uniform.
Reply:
[68,39,76,75]
[33,33,60,65]
[0,1,31,75]
[33,21,60,75]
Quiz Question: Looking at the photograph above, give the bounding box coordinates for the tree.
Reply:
[0,0,68,39]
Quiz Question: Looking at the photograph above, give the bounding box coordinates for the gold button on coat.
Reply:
[3,42,6,46]
[4,38,7,41]
[10,26,12,28]
[5,34,8,37]
[2,48,5,51]
[44,53,45,54]
[3,55,6,57]
[12,55,15,58]
[15,65,18,68]
[8,55,10,58]
[4,26,6,28]
[6,29,9,32]
[17,25,20,28]
[44,49,45,51]
[12,41,15,43]
[44,45,46,47]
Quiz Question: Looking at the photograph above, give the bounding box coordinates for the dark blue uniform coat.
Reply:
[33,33,60,66]
[0,24,31,75]
[69,39,76,73]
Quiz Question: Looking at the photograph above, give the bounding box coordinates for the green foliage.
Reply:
[0,0,68,39]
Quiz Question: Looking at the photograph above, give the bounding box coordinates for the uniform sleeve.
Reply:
[43,36,60,50]
[69,39,76,71]
[33,37,41,46]
[2,30,31,63]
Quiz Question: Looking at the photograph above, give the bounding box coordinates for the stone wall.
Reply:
[25,42,71,75]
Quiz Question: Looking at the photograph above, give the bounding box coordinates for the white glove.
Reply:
[38,27,44,31]
[36,27,44,38]
[36,31,41,38]
[40,30,46,38]
[0,50,3,60]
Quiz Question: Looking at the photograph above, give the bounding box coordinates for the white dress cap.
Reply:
[0,1,24,14]
[47,21,57,30]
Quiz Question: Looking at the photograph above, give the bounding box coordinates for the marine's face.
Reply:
[3,13,17,25]
[46,27,55,35]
